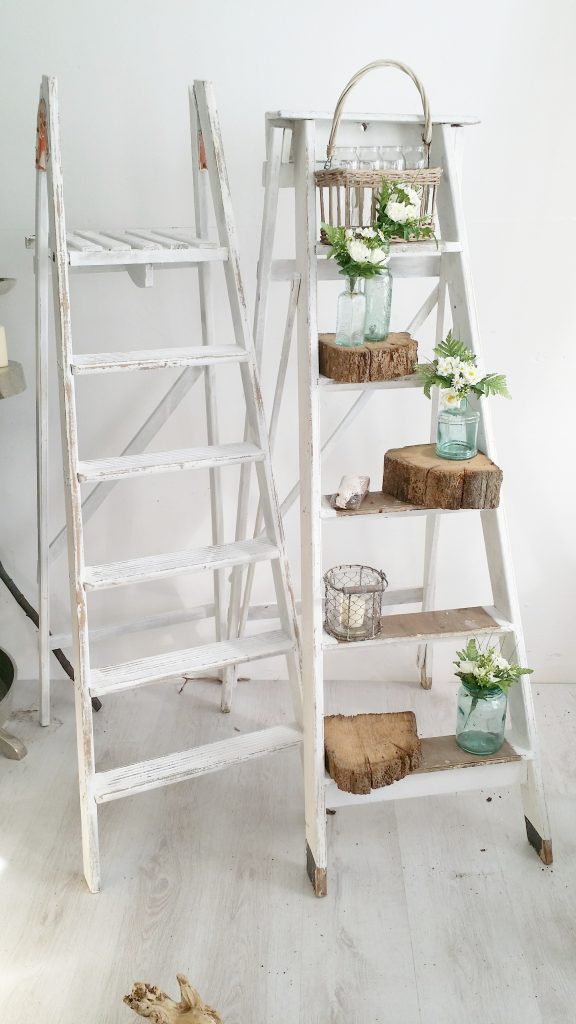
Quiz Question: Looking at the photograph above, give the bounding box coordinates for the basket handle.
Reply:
[325,60,432,167]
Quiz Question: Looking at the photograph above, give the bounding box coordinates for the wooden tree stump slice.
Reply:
[319,332,417,383]
[324,712,422,794]
[383,443,502,510]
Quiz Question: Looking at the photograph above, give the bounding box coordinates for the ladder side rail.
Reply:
[225,124,286,682]
[220,123,286,704]
[192,81,302,723]
[189,95,226,667]
[43,76,100,892]
[239,274,300,636]
[436,123,552,858]
[416,270,447,689]
[254,123,285,363]
[35,95,51,726]
[190,84,256,711]
[293,118,327,896]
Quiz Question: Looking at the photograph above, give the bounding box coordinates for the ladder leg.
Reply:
[74,688,100,891]
[223,123,285,711]
[43,76,101,890]
[500,631,553,864]
[293,118,327,896]
[239,274,300,635]
[192,80,302,726]
[35,138,51,726]
[190,102,226,685]
[481,508,553,864]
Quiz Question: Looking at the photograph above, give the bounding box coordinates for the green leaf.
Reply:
[475,373,511,399]
[433,331,475,363]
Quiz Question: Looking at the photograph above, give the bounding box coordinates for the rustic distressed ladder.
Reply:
[241,105,552,896]
[33,76,302,892]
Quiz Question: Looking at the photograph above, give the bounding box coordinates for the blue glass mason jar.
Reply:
[335,276,365,347]
[364,270,392,342]
[436,397,480,460]
[455,680,507,755]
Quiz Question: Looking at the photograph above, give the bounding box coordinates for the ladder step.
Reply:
[93,725,302,803]
[71,346,249,374]
[65,227,228,267]
[89,629,295,697]
[83,538,280,590]
[325,736,526,808]
[322,606,512,651]
[77,442,265,482]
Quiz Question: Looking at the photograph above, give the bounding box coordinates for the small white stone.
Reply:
[332,475,370,510]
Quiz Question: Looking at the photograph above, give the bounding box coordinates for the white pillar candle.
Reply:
[341,593,365,629]
[0,326,8,368]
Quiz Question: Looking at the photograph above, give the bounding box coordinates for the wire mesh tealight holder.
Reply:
[315,60,442,242]
[324,564,388,642]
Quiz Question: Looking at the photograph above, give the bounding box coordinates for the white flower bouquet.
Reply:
[455,638,531,694]
[376,181,435,241]
[417,331,510,408]
[323,224,390,279]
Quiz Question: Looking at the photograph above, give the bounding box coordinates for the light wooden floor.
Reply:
[1,674,575,1024]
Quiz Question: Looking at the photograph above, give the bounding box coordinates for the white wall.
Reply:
[1,0,575,685]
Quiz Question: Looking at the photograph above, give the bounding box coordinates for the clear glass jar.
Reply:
[364,271,392,342]
[358,146,382,170]
[335,277,366,347]
[403,145,426,169]
[380,145,405,170]
[455,681,507,755]
[436,397,480,460]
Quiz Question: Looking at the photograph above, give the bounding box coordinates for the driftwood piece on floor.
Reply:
[124,975,221,1024]
[319,332,417,382]
[383,443,502,510]
[324,712,422,794]
[331,474,370,510]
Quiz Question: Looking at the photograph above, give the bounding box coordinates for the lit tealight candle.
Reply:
[0,326,8,368]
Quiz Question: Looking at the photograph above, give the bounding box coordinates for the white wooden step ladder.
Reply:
[33,76,302,892]
[239,89,552,895]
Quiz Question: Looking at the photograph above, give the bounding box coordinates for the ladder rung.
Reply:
[89,629,295,697]
[322,606,513,651]
[77,442,265,482]
[71,346,249,374]
[83,538,280,590]
[93,725,302,803]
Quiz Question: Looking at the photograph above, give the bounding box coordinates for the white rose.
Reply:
[345,229,355,239]
[368,247,389,265]
[494,655,509,670]
[347,239,370,263]
[361,227,376,238]
[458,660,476,674]
[405,203,420,221]
[385,201,410,225]
[437,357,455,377]
[440,388,461,409]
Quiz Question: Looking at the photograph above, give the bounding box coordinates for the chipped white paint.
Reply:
[94,725,302,803]
[35,77,302,892]
[254,107,552,894]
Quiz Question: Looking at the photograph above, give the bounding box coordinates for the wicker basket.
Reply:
[316,60,442,242]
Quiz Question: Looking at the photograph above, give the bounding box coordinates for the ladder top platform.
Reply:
[27,227,228,267]
[266,110,480,126]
